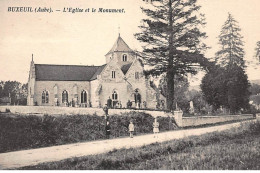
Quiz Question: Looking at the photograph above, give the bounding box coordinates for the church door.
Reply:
[112,91,118,108]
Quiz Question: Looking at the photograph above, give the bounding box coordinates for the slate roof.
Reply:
[121,63,132,74]
[105,35,134,56]
[35,64,106,81]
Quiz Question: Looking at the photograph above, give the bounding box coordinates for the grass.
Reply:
[19,120,260,170]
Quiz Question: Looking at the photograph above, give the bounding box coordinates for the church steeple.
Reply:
[105,35,134,56]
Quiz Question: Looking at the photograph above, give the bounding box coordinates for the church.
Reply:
[27,34,166,109]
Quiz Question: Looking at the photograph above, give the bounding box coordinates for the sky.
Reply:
[0,0,259,85]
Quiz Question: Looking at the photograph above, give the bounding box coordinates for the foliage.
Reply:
[216,13,245,68]
[201,65,227,111]
[201,13,250,113]
[135,0,209,110]
[158,74,189,112]
[0,80,27,105]
[249,83,260,95]
[186,89,208,113]
[20,121,260,170]
[0,112,176,153]
[201,64,250,113]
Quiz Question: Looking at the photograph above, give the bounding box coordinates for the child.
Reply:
[129,121,135,138]
[153,117,159,138]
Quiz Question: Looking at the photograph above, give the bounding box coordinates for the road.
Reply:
[0,120,254,169]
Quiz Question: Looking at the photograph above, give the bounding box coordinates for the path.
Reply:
[0,120,254,169]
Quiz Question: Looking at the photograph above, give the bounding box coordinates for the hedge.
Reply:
[0,112,177,153]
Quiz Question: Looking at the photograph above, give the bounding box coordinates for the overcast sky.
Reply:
[0,0,259,85]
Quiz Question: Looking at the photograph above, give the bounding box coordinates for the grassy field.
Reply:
[19,120,260,170]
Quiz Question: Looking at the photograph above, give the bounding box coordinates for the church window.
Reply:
[42,91,45,104]
[42,90,49,104]
[112,91,118,100]
[46,91,49,103]
[135,72,139,79]
[81,90,87,103]
[112,71,116,78]
[122,54,127,61]
[62,90,68,103]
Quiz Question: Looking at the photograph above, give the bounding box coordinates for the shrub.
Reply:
[0,112,176,153]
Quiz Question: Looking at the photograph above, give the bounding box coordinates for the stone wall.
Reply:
[174,111,253,127]
[0,106,170,117]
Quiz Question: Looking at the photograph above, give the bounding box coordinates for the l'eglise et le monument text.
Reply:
[27,34,166,109]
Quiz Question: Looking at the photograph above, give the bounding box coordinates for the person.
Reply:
[129,121,135,138]
[153,117,159,138]
[103,104,109,117]
[105,121,111,139]
[107,97,112,108]
[127,100,132,109]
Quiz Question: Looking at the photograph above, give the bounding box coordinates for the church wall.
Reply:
[34,81,91,106]
[90,79,100,107]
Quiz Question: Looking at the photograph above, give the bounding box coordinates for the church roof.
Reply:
[121,63,132,74]
[105,35,134,56]
[35,64,106,81]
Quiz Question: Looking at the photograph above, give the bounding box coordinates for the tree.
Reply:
[201,65,227,111]
[0,81,28,105]
[255,41,260,63]
[186,89,207,113]
[225,64,250,113]
[159,74,189,111]
[216,13,245,68]
[249,83,260,96]
[135,0,208,110]
[201,13,250,114]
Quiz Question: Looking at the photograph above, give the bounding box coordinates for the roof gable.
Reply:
[35,64,106,81]
[105,35,134,56]
[121,63,132,74]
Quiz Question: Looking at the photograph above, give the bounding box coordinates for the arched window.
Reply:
[42,91,46,104]
[81,90,87,103]
[42,90,49,104]
[46,91,49,103]
[62,90,68,103]
[122,54,127,62]
[112,91,118,101]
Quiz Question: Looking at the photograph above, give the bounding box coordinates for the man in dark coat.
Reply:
[107,97,112,108]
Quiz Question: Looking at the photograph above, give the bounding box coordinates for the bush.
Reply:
[0,112,176,153]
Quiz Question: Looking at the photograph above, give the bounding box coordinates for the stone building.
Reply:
[27,34,165,108]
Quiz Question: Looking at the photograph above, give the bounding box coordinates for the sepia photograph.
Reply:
[0,0,259,170]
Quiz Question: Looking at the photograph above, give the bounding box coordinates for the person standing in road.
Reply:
[106,121,111,139]
[129,120,135,138]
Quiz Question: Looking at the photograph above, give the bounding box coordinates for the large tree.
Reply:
[202,13,250,114]
[216,13,245,68]
[159,74,189,111]
[135,0,208,110]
